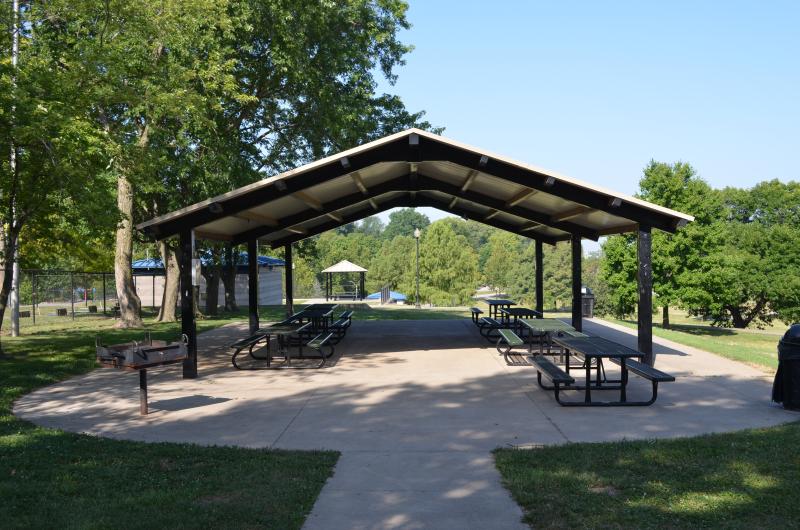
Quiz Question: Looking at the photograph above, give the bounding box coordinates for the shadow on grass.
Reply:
[615,318,739,337]
[495,422,800,528]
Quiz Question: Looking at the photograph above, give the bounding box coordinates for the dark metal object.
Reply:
[70,272,75,320]
[637,225,653,363]
[485,299,515,320]
[248,239,259,333]
[284,244,294,316]
[534,336,674,406]
[571,235,582,332]
[179,230,197,378]
[772,325,800,410]
[415,230,420,308]
[96,333,188,415]
[535,240,543,317]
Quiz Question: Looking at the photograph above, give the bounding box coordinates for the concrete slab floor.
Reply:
[13,317,799,529]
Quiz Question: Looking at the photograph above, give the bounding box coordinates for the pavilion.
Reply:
[137,129,693,378]
[321,260,368,301]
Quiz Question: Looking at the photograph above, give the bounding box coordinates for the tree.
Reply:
[383,208,430,240]
[483,232,520,294]
[369,235,415,294]
[418,221,478,306]
[0,1,110,349]
[356,216,385,238]
[637,161,723,327]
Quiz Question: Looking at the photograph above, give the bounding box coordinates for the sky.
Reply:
[373,1,800,242]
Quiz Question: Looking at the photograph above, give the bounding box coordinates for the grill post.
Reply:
[139,369,148,414]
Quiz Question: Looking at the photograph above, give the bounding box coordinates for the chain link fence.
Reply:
[4,270,118,330]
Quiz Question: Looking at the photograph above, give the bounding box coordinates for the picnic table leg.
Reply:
[584,361,592,404]
[619,358,628,403]
[139,369,148,415]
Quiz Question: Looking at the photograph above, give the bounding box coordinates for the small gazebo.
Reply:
[322,260,367,301]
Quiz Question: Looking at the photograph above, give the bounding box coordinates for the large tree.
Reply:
[418,220,478,306]
[383,208,431,240]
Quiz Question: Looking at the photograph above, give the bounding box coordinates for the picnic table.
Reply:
[485,299,515,320]
[535,335,674,406]
[519,318,580,354]
[499,307,541,330]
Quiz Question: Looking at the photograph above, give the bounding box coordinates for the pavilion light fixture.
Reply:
[274,179,287,192]
[208,202,224,214]
[479,155,489,167]
[340,156,351,169]
[609,197,623,208]
[409,133,420,147]
[544,176,556,186]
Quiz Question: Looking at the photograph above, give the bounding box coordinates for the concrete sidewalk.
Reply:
[13,318,798,529]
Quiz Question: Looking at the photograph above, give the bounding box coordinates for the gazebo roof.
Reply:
[321,260,368,273]
[137,129,693,247]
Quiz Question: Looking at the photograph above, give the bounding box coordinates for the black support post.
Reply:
[284,244,294,316]
[571,235,582,332]
[535,240,544,318]
[179,230,197,378]
[637,225,654,365]
[247,239,259,333]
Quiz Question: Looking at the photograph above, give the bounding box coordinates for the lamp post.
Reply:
[414,228,421,308]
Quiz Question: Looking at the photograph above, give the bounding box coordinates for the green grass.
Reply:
[0,307,338,529]
[495,422,800,529]
[602,311,782,371]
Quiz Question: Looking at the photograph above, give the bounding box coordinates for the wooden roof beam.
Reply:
[484,209,500,221]
[448,196,458,209]
[286,226,307,235]
[351,172,368,194]
[292,190,323,211]
[506,188,538,208]
[194,229,233,241]
[232,210,278,227]
[461,170,478,192]
[326,212,343,223]
[551,205,592,222]
[520,221,542,232]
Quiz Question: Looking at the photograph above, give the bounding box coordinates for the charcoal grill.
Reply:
[96,333,188,414]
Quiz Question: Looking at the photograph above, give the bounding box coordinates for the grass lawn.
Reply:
[602,310,783,371]
[0,307,337,529]
[495,422,800,529]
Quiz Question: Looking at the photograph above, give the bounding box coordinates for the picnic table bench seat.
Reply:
[338,310,354,327]
[306,332,335,361]
[470,307,484,324]
[478,316,506,342]
[607,357,675,406]
[530,355,575,405]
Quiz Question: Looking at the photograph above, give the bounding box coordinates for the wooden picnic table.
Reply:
[485,299,515,320]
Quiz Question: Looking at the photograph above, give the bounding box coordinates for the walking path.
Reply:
[13,318,798,529]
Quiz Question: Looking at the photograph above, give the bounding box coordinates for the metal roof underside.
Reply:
[137,129,694,248]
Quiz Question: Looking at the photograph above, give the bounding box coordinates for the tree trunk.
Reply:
[157,240,179,322]
[662,305,670,329]
[204,266,220,315]
[222,244,238,311]
[0,226,20,356]
[114,174,143,328]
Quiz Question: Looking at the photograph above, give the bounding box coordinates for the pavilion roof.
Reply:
[321,260,368,273]
[137,129,693,247]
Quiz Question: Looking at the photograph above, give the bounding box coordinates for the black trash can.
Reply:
[772,324,800,410]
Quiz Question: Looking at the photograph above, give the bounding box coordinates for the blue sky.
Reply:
[374,1,799,231]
